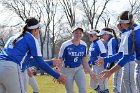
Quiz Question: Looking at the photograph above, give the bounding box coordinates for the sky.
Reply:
[107,0,129,13]
[0,3,22,26]
[0,0,130,27]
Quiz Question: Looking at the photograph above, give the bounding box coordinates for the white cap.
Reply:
[72,26,83,33]
[87,30,98,35]
[97,30,112,36]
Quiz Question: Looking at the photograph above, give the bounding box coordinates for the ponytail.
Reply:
[12,25,28,45]
[111,29,119,52]
[12,17,39,45]
[128,12,135,53]
[130,22,135,53]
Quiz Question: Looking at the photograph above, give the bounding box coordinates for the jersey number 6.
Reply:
[74,57,78,62]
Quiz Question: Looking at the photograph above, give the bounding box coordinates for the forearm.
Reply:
[100,53,107,57]
[57,58,63,70]
[104,52,123,63]
[109,55,132,73]
[109,64,122,74]
[82,57,92,74]
[32,56,60,79]
[45,60,53,66]
[29,58,53,66]
[117,55,133,67]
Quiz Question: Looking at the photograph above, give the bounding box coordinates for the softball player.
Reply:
[22,59,39,93]
[29,75,39,93]
[87,30,109,93]
[97,11,138,93]
[98,28,123,93]
[22,67,39,93]
[0,17,66,93]
[58,27,96,93]
[21,57,59,93]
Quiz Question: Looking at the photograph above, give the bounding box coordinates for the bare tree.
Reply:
[102,12,110,28]
[0,25,20,50]
[1,0,42,21]
[1,0,48,56]
[1,0,60,59]
[0,27,6,50]
[41,0,64,58]
[39,0,60,59]
[128,0,140,22]
[128,0,140,14]
[80,0,111,29]
[59,0,76,28]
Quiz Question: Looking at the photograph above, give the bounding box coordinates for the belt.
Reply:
[92,63,96,65]
[0,58,10,61]
[64,65,80,68]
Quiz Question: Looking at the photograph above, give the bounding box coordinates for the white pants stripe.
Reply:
[113,68,122,93]
[121,61,137,93]
[136,60,140,93]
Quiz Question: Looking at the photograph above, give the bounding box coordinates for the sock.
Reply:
[94,85,102,93]
[101,89,109,93]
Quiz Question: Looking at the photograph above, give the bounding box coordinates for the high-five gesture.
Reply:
[57,73,66,85]
[95,56,104,66]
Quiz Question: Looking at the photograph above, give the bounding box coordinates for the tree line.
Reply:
[0,0,140,59]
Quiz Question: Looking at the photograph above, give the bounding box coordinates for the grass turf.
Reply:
[28,74,113,93]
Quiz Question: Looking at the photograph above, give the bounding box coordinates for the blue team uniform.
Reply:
[105,36,121,69]
[106,36,123,93]
[88,38,107,67]
[107,36,120,56]
[0,32,59,79]
[103,24,140,93]
[131,24,140,92]
[59,39,87,93]
[59,39,87,67]
[104,24,138,67]
[88,38,109,92]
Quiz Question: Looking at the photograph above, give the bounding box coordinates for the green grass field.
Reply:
[28,74,113,93]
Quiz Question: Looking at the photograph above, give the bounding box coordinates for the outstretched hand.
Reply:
[95,56,104,66]
[54,66,61,73]
[99,70,112,80]
[57,73,66,85]
[52,57,60,66]
[90,72,97,82]
[52,58,63,70]
[53,73,66,85]
[27,67,36,77]
[53,66,66,85]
